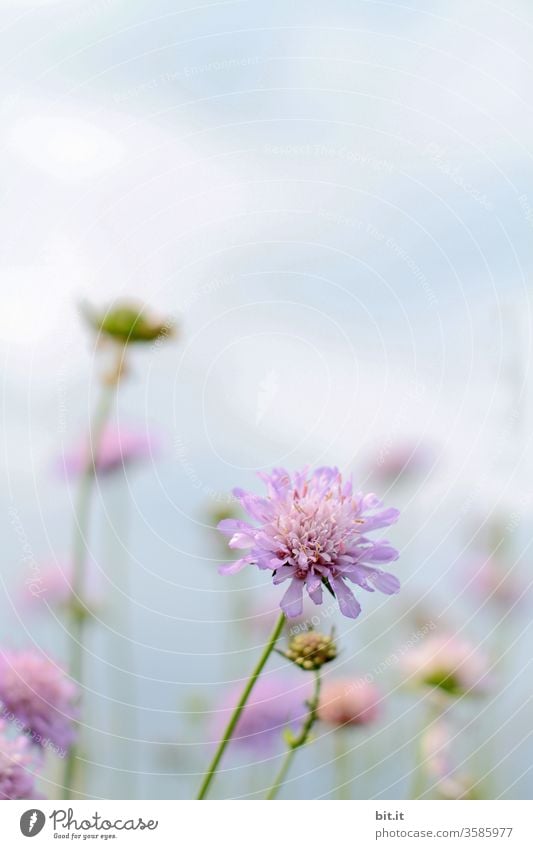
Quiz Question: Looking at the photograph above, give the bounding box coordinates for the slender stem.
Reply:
[62,348,123,800]
[266,747,298,801]
[266,668,321,800]
[196,611,286,800]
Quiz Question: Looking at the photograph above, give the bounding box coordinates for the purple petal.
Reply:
[218,557,252,576]
[369,570,400,594]
[345,565,400,595]
[217,518,253,536]
[306,573,323,604]
[330,576,362,619]
[357,507,400,532]
[365,542,400,563]
[228,532,256,549]
[280,578,304,618]
[272,564,295,585]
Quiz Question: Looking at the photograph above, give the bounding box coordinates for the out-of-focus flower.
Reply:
[466,554,524,609]
[370,439,435,485]
[211,675,309,752]
[402,634,491,697]
[19,560,100,613]
[0,652,78,751]
[280,630,337,671]
[421,720,477,799]
[318,678,381,727]
[58,423,158,477]
[0,722,39,800]
[218,467,400,619]
[81,300,175,345]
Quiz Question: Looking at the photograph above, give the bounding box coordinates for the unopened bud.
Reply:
[281,630,337,670]
[81,300,175,345]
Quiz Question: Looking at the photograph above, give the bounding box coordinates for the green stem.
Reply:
[266,668,321,800]
[62,350,123,800]
[196,611,286,800]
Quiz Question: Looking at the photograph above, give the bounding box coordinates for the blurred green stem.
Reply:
[62,347,124,800]
[196,611,285,800]
[266,668,321,800]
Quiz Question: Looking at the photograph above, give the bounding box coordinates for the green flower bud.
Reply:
[82,300,175,344]
[281,629,337,671]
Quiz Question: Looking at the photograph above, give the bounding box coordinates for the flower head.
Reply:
[281,630,337,671]
[218,467,400,619]
[0,722,40,800]
[318,678,381,727]
[211,675,309,753]
[371,439,435,485]
[402,634,491,697]
[466,554,524,609]
[0,651,78,751]
[59,423,158,477]
[19,560,100,613]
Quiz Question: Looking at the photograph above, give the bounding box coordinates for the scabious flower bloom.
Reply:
[211,676,310,752]
[403,634,491,697]
[0,652,78,751]
[59,423,158,477]
[318,678,381,727]
[218,467,400,619]
[0,722,39,800]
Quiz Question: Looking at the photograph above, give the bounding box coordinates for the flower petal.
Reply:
[280,578,304,618]
[218,557,252,576]
[345,564,400,595]
[217,518,253,536]
[330,576,362,619]
[272,564,295,584]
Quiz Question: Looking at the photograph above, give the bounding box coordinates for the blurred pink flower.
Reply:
[211,675,310,753]
[19,560,100,612]
[370,440,435,485]
[0,721,40,800]
[0,651,78,751]
[58,423,158,477]
[318,678,381,727]
[466,554,524,609]
[403,634,491,697]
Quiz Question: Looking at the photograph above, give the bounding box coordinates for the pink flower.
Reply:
[210,675,310,752]
[19,560,100,611]
[466,554,524,608]
[59,423,158,477]
[370,439,435,485]
[218,467,400,619]
[0,722,40,800]
[403,634,491,697]
[318,678,381,727]
[0,651,78,751]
